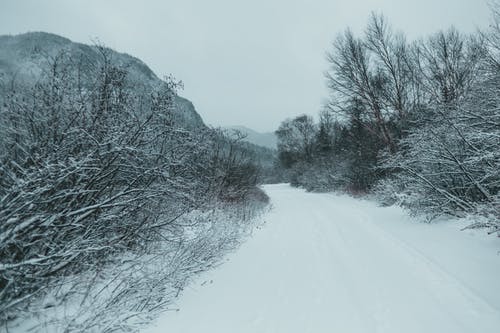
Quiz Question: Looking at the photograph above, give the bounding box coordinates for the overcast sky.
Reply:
[0,0,492,132]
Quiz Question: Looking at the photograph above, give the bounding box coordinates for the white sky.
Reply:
[0,0,492,132]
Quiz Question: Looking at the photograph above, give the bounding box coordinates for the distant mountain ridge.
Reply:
[225,125,277,149]
[0,31,205,129]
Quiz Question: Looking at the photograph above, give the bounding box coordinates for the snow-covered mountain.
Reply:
[0,32,205,129]
[225,125,277,149]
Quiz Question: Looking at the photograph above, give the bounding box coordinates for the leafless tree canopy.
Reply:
[277,10,499,231]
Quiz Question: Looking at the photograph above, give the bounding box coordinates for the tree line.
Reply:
[276,8,499,231]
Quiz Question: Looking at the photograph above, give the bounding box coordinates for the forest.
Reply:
[276,10,500,231]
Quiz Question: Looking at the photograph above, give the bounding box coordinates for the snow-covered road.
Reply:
[144,184,500,333]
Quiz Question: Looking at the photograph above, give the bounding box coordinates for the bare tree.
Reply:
[326,28,396,152]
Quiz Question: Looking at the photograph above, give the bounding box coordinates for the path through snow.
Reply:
[143,184,500,333]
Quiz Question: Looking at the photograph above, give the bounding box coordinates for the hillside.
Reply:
[0,32,205,129]
[225,125,277,149]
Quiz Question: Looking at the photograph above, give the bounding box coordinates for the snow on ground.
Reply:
[142,184,500,333]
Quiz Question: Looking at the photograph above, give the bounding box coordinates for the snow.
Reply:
[142,184,500,333]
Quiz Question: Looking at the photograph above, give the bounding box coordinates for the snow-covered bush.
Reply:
[0,46,268,329]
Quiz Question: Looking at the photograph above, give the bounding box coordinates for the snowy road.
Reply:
[144,184,500,333]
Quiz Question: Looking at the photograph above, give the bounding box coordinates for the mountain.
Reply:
[225,125,277,149]
[0,32,205,129]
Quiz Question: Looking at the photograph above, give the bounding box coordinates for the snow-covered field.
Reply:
[143,184,500,333]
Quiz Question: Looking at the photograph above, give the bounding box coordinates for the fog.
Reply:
[0,0,491,131]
